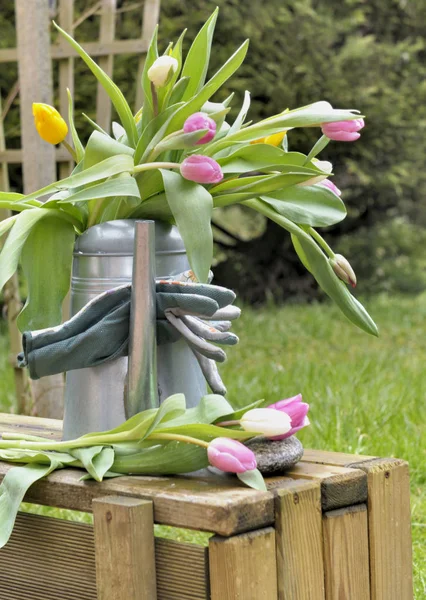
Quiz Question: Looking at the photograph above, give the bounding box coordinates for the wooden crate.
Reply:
[0,414,413,600]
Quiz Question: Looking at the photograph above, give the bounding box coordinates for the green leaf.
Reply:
[112,441,208,475]
[0,461,61,549]
[134,103,184,164]
[54,22,138,147]
[181,8,218,100]
[161,170,213,282]
[156,394,235,429]
[215,398,269,423]
[59,173,140,204]
[217,146,322,174]
[168,77,190,106]
[22,154,135,202]
[140,26,159,131]
[291,234,312,273]
[71,446,114,482]
[305,134,330,163]
[82,112,109,136]
[0,191,24,202]
[83,131,134,170]
[228,90,251,135]
[0,214,18,238]
[164,40,249,136]
[156,423,256,441]
[17,216,75,330]
[261,184,347,227]
[67,89,84,162]
[237,468,267,491]
[246,199,378,336]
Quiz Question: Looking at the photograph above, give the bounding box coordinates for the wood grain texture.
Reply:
[209,527,277,600]
[93,496,157,600]
[0,512,96,600]
[323,504,370,600]
[275,480,325,600]
[96,0,116,132]
[58,0,75,179]
[303,448,376,466]
[269,462,368,510]
[155,538,209,600]
[347,458,414,600]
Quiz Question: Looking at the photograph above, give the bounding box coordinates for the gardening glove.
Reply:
[17,271,240,395]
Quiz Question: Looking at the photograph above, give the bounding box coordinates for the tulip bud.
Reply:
[32,103,68,145]
[321,118,364,142]
[180,155,223,184]
[318,178,342,197]
[251,130,287,146]
[240,408,292,438]
[267,394,310,440]
[207,438,257,473]
[148,56,179,88]
[330,254,357,287]
[184,112,217,145]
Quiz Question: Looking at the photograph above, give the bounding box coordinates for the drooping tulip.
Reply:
[330,254,357,288]
[180,155,223,184]
[32,103,68,145]
[240,408,292,438]
[184,112,217,145]
[207,438,257,473]
[148,56,179,88]
[321,118,365,142]
[267,394,310,440]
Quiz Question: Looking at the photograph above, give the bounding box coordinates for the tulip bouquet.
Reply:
[0,8,377,335]
[0,392,309,548]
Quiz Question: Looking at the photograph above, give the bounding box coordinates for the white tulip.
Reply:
[148,56,179,88]
[240,408,292,437]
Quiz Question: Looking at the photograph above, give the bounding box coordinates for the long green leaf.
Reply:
[67,89,84,162]
[134,103,184,164]
[59,174,140,204]
[156,394,235,429]
[164,40,249,136]
[140,26,159,132]
[17,216,75,330]
[22,154,135,202]
[181,8,218,100]
[54,23,138,147]
[0,461,61,549]
[237,469,267,491]
[161,170,213,282]
[228,90,251,135]
[156,423,257,441]
[0,191,24,202]
[261,184,346,227]
[217,147,321,174]
[71,446,114,482]
[83,131,134,170]
[112,441,208,475]
[246,199,378,336]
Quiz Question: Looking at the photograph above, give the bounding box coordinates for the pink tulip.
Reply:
[321,118,365,142]
[319,179,342,197]
[180,155,223,184]
[267,394,310,440]
[184,112,217,145]
[207,437,257,473]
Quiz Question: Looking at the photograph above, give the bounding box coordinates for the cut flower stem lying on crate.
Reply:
[0,8,377,337]
[0,393,309,548]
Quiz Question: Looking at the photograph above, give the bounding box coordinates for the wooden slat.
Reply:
[323,504,370,600]
[209,527,277,600]
[96,0,116,132]
[93,496,157,600]
[302,448,376,466]
[0,148,71,163]
[0,40,149,63]
[347,458,413,600]
[58,0,75,178]
[155,538,209,600]
[268,461,367,510]
[135,0,161,111]
[0,512,96,600]
[275,480,325,600]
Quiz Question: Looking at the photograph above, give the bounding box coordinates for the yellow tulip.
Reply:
[250,130,287,147]
[32,103,68,145]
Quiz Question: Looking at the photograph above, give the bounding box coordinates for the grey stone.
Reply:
[246,436,304,475]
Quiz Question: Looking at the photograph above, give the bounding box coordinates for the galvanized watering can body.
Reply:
[62,220,207,440]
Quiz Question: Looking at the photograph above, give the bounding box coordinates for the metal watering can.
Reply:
[62,220,207,439]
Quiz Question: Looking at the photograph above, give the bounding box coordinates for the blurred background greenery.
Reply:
[2,0,426,300]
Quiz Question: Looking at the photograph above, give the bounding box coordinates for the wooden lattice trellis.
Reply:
[0,0,160,417]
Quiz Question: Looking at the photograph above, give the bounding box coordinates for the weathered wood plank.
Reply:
[0,148,73,163]
[93,496,157,600]
[0,512,96,599]
[209,527,277,600]
[156,538,209,600]
[0,40,149,63]
[58,0,75,178]
[323,504,370,600]
[96,0,116,132]
[347,458,413,600]
[135,0,161,111]
[302,448,376,466]
[269,462,368,510]
[275,480,325,600]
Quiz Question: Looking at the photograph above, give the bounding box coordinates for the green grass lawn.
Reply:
[0,294,425,596]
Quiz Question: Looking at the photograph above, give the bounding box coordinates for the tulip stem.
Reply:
[62,139,77,161]
[151,82,158,118]
[307,227,334,258]
[132,162,180,174]
[215,420,240,427]
[304,134,330,164]
[147,433,209,448]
